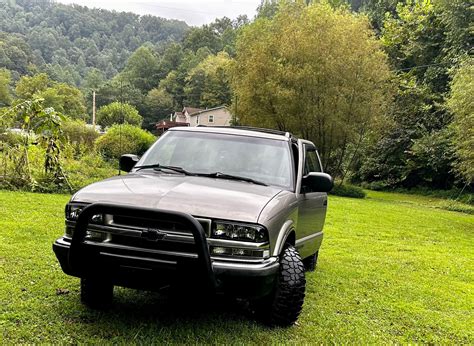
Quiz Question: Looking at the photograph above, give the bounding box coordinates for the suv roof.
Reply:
[169,125,296,141]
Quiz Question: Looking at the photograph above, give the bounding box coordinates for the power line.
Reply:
[393,61,453,72]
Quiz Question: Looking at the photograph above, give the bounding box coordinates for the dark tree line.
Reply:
[0,0,188,84]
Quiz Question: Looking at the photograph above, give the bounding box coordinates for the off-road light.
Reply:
[211,246,229,255]
[212,222,268,242]
[85,230,107,242]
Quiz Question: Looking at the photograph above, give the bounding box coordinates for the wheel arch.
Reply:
[272,220,296,256]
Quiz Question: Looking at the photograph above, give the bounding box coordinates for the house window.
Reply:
[208,115,214,123]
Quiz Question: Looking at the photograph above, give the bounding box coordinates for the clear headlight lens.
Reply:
[211,221,268,242]
[65,204,85,221]
[64,203,105,238]
[65,204,104,224]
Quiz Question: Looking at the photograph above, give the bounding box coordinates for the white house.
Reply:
[171,106,233,127]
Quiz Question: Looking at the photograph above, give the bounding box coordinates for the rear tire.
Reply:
[80,278,113,309]
[303,251,319,272]
[256,244,306,327]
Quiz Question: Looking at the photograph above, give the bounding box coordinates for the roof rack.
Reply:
[196,125,295,139]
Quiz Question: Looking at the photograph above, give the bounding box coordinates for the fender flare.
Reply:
[273,220,296,256]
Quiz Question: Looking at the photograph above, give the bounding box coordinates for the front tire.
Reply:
[258,244,306,326]
[80,278,113,309]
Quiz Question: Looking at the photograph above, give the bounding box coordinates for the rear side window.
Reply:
[304,145,322,175]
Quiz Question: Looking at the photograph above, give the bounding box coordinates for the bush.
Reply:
[95,124,156,160]
[360,181,390,191]
[329,182,366,199]
[63,150,117,192]
[0,131,25,147]
[62,119,99,156]
[435,200,474,215]
[96,102,142,129]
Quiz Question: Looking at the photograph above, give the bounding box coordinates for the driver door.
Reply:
[296,143,327,258]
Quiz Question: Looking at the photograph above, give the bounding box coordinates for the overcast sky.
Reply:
[57,0,261,26]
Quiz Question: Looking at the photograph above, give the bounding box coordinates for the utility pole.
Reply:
[92,90,96,127]
[233,95,238,125]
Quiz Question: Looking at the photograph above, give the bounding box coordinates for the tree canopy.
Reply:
[0,0,188,85]
[448,59,474,184]
[96,102,143,129]
[232,2,393,173]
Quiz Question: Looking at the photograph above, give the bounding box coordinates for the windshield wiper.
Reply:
[200,172,268,186]
[134,164,195,176]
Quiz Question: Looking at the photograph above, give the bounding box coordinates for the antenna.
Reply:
[92,90,96,127]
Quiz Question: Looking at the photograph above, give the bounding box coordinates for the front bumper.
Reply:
[53,238,278,298]
[53,203,278,298]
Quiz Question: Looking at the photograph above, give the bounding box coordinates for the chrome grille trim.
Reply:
[83,240,198,259]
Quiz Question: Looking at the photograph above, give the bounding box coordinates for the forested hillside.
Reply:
[0,0,188,84]
[0,0,472,194]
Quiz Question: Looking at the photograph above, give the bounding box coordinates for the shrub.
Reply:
[62,119,99,156]
[329,182,366,198]
[96,102,142,129]
[95,124,156,160]
[63,151,117,192]
[0,130,25,147]
[435,200,474,215]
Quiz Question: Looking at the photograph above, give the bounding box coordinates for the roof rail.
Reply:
[197,125,295,139]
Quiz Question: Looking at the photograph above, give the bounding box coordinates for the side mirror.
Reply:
[302,172,334,193]
[119,154,139,172]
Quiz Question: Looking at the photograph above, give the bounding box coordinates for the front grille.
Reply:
[111,215,211,237]
[111,234,197,253]
[72,214,212,260]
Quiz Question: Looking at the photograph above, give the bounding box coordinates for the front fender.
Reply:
[272,220,295,256]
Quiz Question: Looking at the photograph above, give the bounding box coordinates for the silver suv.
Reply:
[53,126,333,326]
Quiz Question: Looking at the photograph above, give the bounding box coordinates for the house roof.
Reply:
[182,107,204,115]
[187,106,228,117]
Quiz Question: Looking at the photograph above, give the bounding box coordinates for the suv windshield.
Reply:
[137,130,293,190]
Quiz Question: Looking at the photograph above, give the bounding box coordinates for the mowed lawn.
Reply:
[0,190,472,343]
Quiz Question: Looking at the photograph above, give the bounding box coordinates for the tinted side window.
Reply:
[304,146,321,175]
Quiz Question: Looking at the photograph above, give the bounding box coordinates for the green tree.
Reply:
[15,73,51,99]
[357,0,472,188]
[83,68,105,90]
[38,83,87,120]
[447,60,474,183]
[144,88,174,126]
[0,68,12,106]
[232,2,393,174]
[183,25,221,53]
[96,102,143,129]
[184,52,232,108]
[120,46,160,93]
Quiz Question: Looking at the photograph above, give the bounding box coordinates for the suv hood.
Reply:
[71,173,283,223]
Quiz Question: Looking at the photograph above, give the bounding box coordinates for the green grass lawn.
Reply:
[0,190,473,343]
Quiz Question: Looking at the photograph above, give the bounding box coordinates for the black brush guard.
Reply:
[68,203,217,290]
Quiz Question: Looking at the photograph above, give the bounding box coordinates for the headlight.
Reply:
[211,221,268,242]
[64,203,105,238]
[65,203,104,224]
[65,204,85,221]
